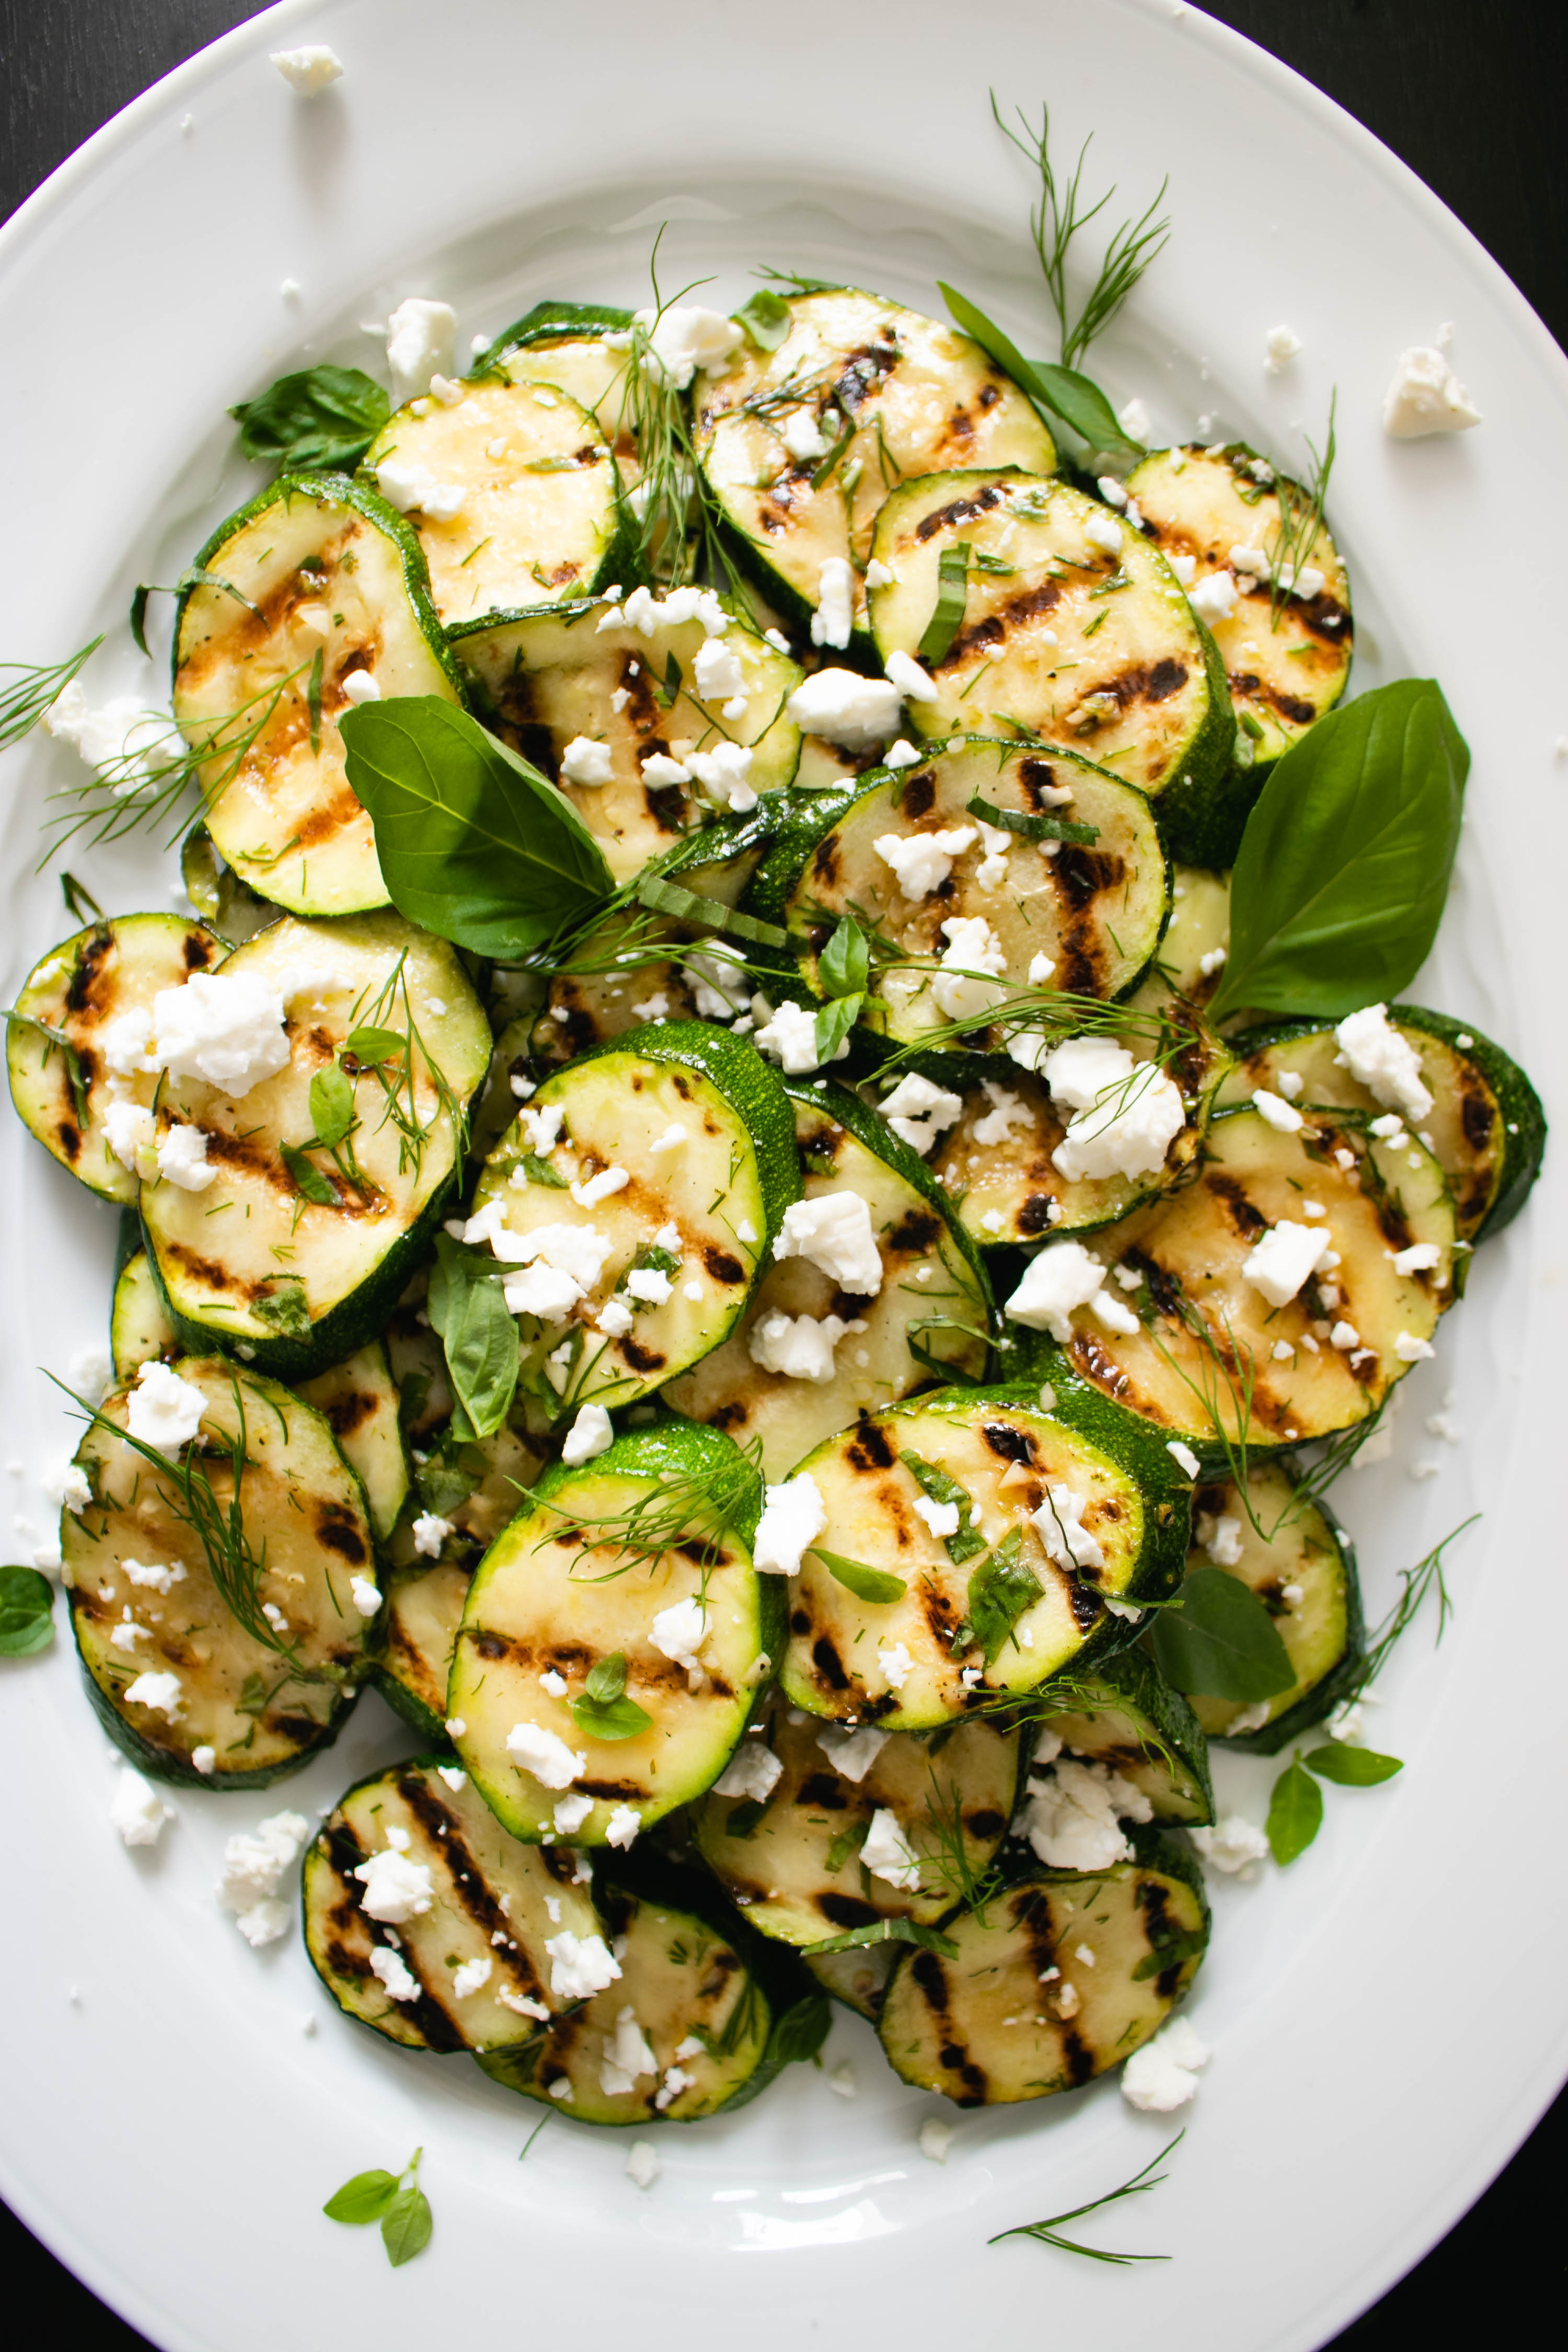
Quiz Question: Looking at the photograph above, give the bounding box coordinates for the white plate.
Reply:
[2,3,1565,2345]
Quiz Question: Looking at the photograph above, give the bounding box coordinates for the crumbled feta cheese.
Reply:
[506,1721,586,1789]
[1032,1483,1105,1573]
[1006,1239,1128,1342]
[780,406,828,462]
[554,1793,594,1836]
[753,997,849,1074]
[110,1767,172,1848]
[340,670,381,708]
[1394,1332,1435,1362]
[1383,343,1481,437]
[748,1309,847,1383]
[605,1804,642,1850]
[1121,2015,1210,2112]
[1242,1220,1331,1309]
[861,1806,922,1890]
[971,1080,1028,1147]
[1329,1319,1360,1351]
[1118,394,1153,439]
[353,1844,434,1924]
[49,1460,94,1514]
[1083,510,1123,556]
[632,305,743,390]
[626,2139,660,2188]
[547,1930,622,1999]
[878,1072,963,1154]
[386,297,457,404]
[651,1595,708,1674]
[370,1945,422,2002]
[1165,552,1197,588]
[627,1265,674,1305]
[599,2004,658,2096]
[436,1766,467,1794]
[814,1723,891,1784]
[1196,1511,1243,1567]
[811,557,855,651]
[1264,324,1302,372]
[349,1574,381,1619]
[686,740,757,811]
[773,1191,883,1293]
[270,45,343,94]
[447,1954,492,2001]
[1167,1441,1201,1478]
[1042,1036,1185,1184]
[374,458,466,522]
[918,2117,953,2163]
[561,1403,615,1467]
[570,1165,630,1209]
[1190,1814,1270,1874]
[125,1361,206,1459]
[785,668,902,749]
[411,1512,453,1559]
[913,1493,961,1540]
[123,1670,182,1719]
[1334,1004,1433,1122]
[103,1099,158,1178]
[884,649,941,708]
[877,1641,914,1693]
[873,826,976,901]
[117,970,292,1098]
[1187,570,1239,625]
[41,682,183,786]
[560,735,614,786]
[1251,1087,1304,1134]
[1391,1241,1442,1277]
[713,1743,783,1803]
[931,915,1006,1022]
[1020,1758,1151,1870]
[884,738,921,769]
[753,1471,827,1576]
[153,1121,216,1193]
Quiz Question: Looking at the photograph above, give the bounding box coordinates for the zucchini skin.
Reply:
[985,1362,1195,1602]
[470,301,634,377]
[1044,1643,1216,1823]
[528,1413,766,1550]
[364,1656,450,1749]
[1187,1472,1366,1756]
[75,1643,357,1791]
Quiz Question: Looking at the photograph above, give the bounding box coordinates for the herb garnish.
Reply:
[231,365,391,474]
[994,95,1170,373]
[571,1651,653,1742]
[0,1566,55,1656]
[1150,1567,1296,1702]
[323,2147,432,2268]
[0,638,101,752]
[428,1233,520,1440]
[989,2131,1183,2264]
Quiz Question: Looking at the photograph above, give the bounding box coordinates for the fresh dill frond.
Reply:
[988,2130,1183,2263]
[918,1766,1002,1921]
[347,952,469,1182]
[0,637,102,753]
[992,94,1170,371]
[534,1435,765,1587]
[1269,394,1338,627]
[1349,1513,1478,1701]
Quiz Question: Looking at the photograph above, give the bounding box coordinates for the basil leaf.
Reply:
[1150,1567,1295,1700]
[431,1234,518,1441]
[1266,1757,1323,1865]
[341,697,615,959]
[518,1152,567,1190]
[0,1565,55,1657]
[633,874,789,948]
[725,1796,769,1839]
[253,1278,313,1339]
[570,1650,653,1740]
[230,365,391,472]
[1131,1928,1208,1982]
[762,1992,832,2070]
[966,1529,1044,1663]
[735,289,793,352]
[824,1815,871,1874]
[804,1916,959,1958]
[966,791,1099,847]
[813,992,862,1065]
[919,541,971,664]
[819,913,869,999]
[1305,1741,1403,1786]
[937,283,1142,461]
[811,1547,906,1605]
[1210,680,1469,1021]
[308,1062,356,1150]
[323,2169,399,2226]
[279,1143,339,1207]
[345,1026,407,1067]
[902,1450,987,1564]
[380,2181,433,2268]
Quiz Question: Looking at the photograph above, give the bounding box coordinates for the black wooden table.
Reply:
[1,2,1563,2344]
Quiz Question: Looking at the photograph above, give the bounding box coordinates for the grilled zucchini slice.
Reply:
[1039,1645,1213,1823]
[1170,1463,1364,1752]
[777,1388,1189,1729]
[805,1940,898,2021]
[172,472,462,916]
[297,1341,409,1545]
[63,1357,375,1785]
[1126,442,1353,776]
[452,594,803,887]
[1014,1104,1456,1458]
[867,470,1232,828]
[304,1758,605,2051]
[371,1558,473,1744]
[6,915,224,1204]
[743,740,1169,1042]
[1216,1006,1544,1246]
[450,1421,780,1845]
[110,1247,179,1381]
[138,912,490,1380]
[877,1828,1208,2105]
[692,1690,1020,1944]
[1157,866,1231,1004]
[471,303,639,485]
[693,287,1056,650]
[465,1022,798,1420]
[663,1074,990,1478]
[478,1854,825,2123]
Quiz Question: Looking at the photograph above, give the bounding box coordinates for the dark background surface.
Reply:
[0,1,1563,2344]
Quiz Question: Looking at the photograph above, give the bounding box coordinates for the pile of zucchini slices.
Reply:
[11,281,1542,2130]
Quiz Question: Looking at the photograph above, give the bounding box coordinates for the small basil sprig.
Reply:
[571,1651,653,1742]
[1210,679,1469,1021]
[280,1058,365,1206]
[231,365,391,474]
[0,1566,55,1657]
[811,1546,906,1605]
[1150,1567,1295,1701]
[323,2147,431,2269]
[938,282,1143,465]
[428,1233,518,1442]
[734,287,792,352]
[1266,1740,1404,1864]
[964,1530,1043,1663]
[813,913,869,1063]
[341,697,616,960]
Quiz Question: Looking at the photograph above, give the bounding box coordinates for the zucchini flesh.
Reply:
[867,470,1230,806]
[364,378,621,631]
[452,595,803,887]
[1041,1645,1213,1824]
[466,1024,798,1418]
[692,1692,1020,1943]
[297,1340,410,1544]
[451,1422,781,1844]
[1156,866,1231,1004]
[877,1832,1207,2105]
[111,1247,179,1383]
[1216,1008,1544,1246]
[694,288,1055,645]
[806,1941,897,2021]
[1125,443,1353,770]
[172,473,461,916]
[745,740,1169,1043]
[139,912,491,1379]
[304,1759,604,2051]
[662,1077,990,1477]
[476,319,641,491]
[777,1390,1188,1730]
[1034,1103,1456,1455]
[64,1358,375,1785]
[372,1558,474,1743]
[1180,1462,1364,1751]
[6,915,224,1205]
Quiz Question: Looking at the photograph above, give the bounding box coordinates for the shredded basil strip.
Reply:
[919,541,971,664]
[966,791,1099,846]
[633,874,789,949]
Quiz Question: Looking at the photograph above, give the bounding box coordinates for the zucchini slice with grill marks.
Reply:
[6,915,224,1204]
[692,1690,1021,1944]
[877,1827,1208,2106]
[1168,1462,1364,1753]
[1216,1006,1544,1247]
[451,1420,780,1845]
[1157,865,1231,1004]
[1039,1645,1213,1823]
[478,1853,826,2123]
[172,472,462,917]
[743,740,1169,1043]
[806,1940,898,2021]
[471,303,640,486]
[304,1758,605,2052]
[111,1247,179,1382]
[1126,441,1353,776]
[63,1358,375,1785]
[298,1341,409,1545]
[139,912,490,1380]
[371,1558,474,1744]
[1012,1104,1457,1459]
[693,288,1056,651]
[778,1387,1189,1730]
[465,1022,798,1420]
[452,593,803,887]
[867,470,1232,828]
[364,375,625,632]
[663,1074,991,1478]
